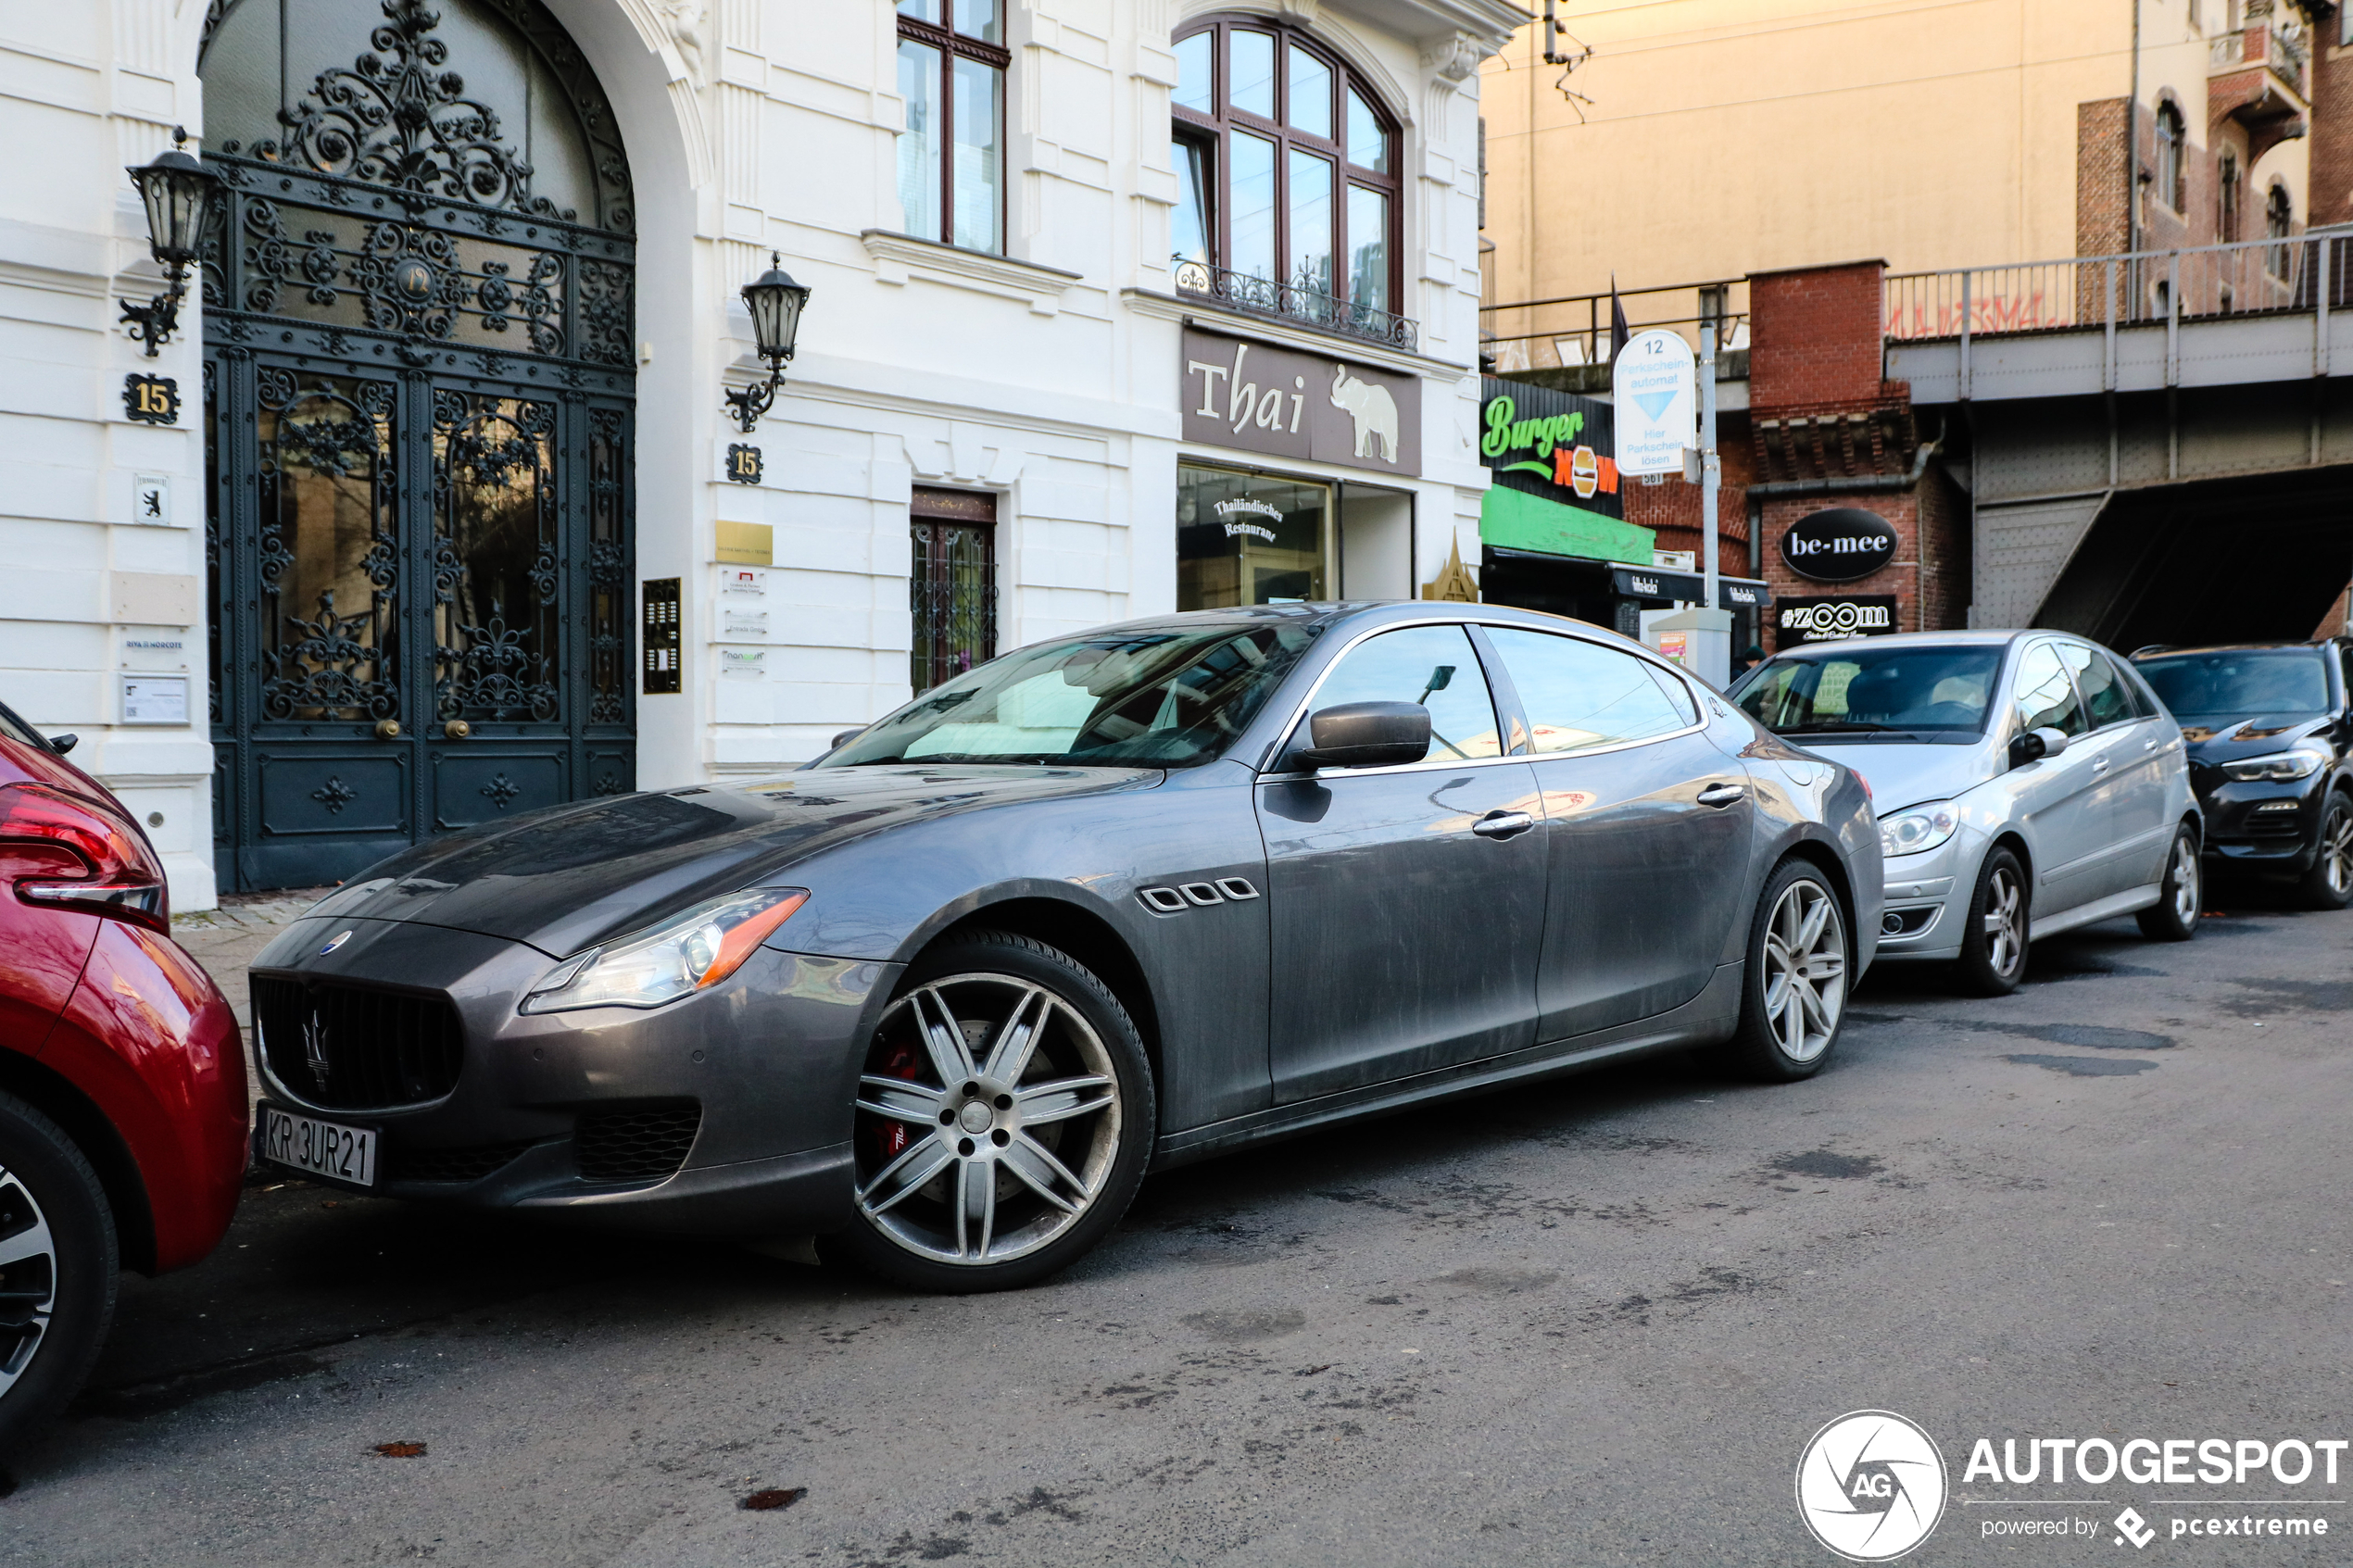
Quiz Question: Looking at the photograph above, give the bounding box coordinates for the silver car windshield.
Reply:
[1732,646,2005,737]
[2135,649,2330,722]
[820,622,1320,768]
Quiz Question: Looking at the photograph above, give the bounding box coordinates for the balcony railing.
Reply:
[2210,15,2309,98]
[1174,259,1417,352]
[1883,230,2353,345]
[1478,277,1749,374]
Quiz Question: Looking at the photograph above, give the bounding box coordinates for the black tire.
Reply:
[0,1091,118,1454]
[820,931,1154,1293]
[1721,859,1854,1084]
[2136,822,2204,940]
[2296,793,2353,911]
[1957,846,2031,996]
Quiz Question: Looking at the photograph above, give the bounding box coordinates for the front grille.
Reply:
[253,976,465,1110]
[382,1137,541,1185]
[575,1104,701,1185]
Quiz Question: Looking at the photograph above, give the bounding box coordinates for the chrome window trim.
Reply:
[1254,614,1711,782]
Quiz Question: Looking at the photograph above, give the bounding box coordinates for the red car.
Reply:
[0,699,246,1448]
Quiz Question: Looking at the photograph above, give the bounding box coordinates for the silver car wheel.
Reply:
[853,974,1122,1268]
[2324,808,2353,897]
[1982,863,2026,978]
[2169,831,2202,924]
[0,1162,57,1399]
[1760,878,1847,1063]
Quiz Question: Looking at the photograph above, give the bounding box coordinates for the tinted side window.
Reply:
[1486,628,1692,755]
[1643,662,1701,725]
[2014,643,2088,736]
[2060,645,2133,730]
[1308,624,1504,761]
[0,702,41,750]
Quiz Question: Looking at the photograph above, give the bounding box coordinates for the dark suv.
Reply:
[2131,638,2353,908]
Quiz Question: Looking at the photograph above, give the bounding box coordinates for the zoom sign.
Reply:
[1777,596,1898,648]
[1781,508,1899,583]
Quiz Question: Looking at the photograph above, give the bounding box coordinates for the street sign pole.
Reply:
[1696,317,1730,687]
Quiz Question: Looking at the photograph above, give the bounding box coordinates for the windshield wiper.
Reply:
[1780,720,1892,733]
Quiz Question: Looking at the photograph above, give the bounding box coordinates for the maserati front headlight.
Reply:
[2221,747,2327,784]
[1879,801,1960,859]
[520,887,809,1014]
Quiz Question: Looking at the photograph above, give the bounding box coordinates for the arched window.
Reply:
[1171,17,1403,341]
[2156,100,2187,216]
[2267,182,2295,278]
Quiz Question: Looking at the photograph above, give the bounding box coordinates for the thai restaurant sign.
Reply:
[1180,326,1421,477]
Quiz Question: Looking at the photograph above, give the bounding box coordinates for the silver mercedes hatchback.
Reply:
[1730,630,2203,994]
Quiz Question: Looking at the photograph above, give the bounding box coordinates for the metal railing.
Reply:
[1174,259,1417,352]
[1478,277,1748,373]
[1883,230,2353,345]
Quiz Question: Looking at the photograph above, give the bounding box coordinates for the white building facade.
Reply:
[0,0,1516,909]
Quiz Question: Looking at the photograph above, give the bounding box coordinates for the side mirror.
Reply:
[2007,726,2069,768]
[1291,701,1430,771]
[47,733,77,756]
[829,728,863,751]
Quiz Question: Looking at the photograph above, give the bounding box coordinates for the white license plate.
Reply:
[260,1106,377,1188]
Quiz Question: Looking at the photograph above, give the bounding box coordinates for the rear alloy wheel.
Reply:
[1723,860,1851,1083]
[2296,794,2353,911]
[824,932,1152,1292]
[0,1092,117,1453]
[1957,847,2030,995]
[2137,823,2203,940]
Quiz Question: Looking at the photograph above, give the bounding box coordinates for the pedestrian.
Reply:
[1732,644,1766,679]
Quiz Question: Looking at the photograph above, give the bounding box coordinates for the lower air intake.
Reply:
[575,1104,702,1184]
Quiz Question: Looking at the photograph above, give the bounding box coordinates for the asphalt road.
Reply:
[8,887,2351,1567]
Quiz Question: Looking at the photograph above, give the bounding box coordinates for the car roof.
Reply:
[1032,600,1657,651]
[1762,628,2036,659]
[2131,640,2343,658]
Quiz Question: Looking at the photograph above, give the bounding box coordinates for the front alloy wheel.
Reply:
[2297,795,2353,911]
[1958,847,2030,995]
[828,932,1152,1291]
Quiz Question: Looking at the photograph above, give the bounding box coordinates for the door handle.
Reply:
[2092,756,2110,773]
[1471,809,1536,839]
[1696,783,1745,808]
[2144,737,2160,751]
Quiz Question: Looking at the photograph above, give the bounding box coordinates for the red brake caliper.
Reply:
[871,1041,924,1163]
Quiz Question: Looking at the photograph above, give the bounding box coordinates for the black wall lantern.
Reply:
[120,127,222,358]
[724,252,812,433]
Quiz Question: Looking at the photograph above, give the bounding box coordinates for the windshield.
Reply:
[818,621,1319,768]
[2135,649,2330,721]
[1732,646,2005,736]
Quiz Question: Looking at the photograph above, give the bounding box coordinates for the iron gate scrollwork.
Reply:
[202,0,635,891]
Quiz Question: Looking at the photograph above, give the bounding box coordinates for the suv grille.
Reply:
[253,976,465,1110]
[575,1104,702,1185]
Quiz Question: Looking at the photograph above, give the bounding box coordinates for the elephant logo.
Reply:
[1329,366,1401,463]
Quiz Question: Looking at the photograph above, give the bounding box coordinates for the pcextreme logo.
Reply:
[1797,1411,1949,1562]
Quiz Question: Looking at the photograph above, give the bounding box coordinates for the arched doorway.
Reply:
[199,0,636,891]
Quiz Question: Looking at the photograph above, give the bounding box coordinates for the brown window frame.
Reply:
[895,3,1013,255]
[1172,15,1402,314]
[910,487,999,695]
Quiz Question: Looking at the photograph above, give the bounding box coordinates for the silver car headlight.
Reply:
[1879,801,1959,859]
[520,887,810,1014]
[2221,747,2327,783]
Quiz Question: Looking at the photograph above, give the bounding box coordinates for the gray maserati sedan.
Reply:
[248,603,1880,1290]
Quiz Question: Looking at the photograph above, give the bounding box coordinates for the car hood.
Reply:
[289,765,1160,957]
[1807,741,1996,816]
[2178,713,2330,758]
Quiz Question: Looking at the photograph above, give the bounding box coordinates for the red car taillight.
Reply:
[0,781,170,931]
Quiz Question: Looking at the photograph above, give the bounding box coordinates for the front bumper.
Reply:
[1869,831,1980,963]
[247,915,894,1234]
[2193,776,2324,870]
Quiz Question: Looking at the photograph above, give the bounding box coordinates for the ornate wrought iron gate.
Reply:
[199,0,635,891]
